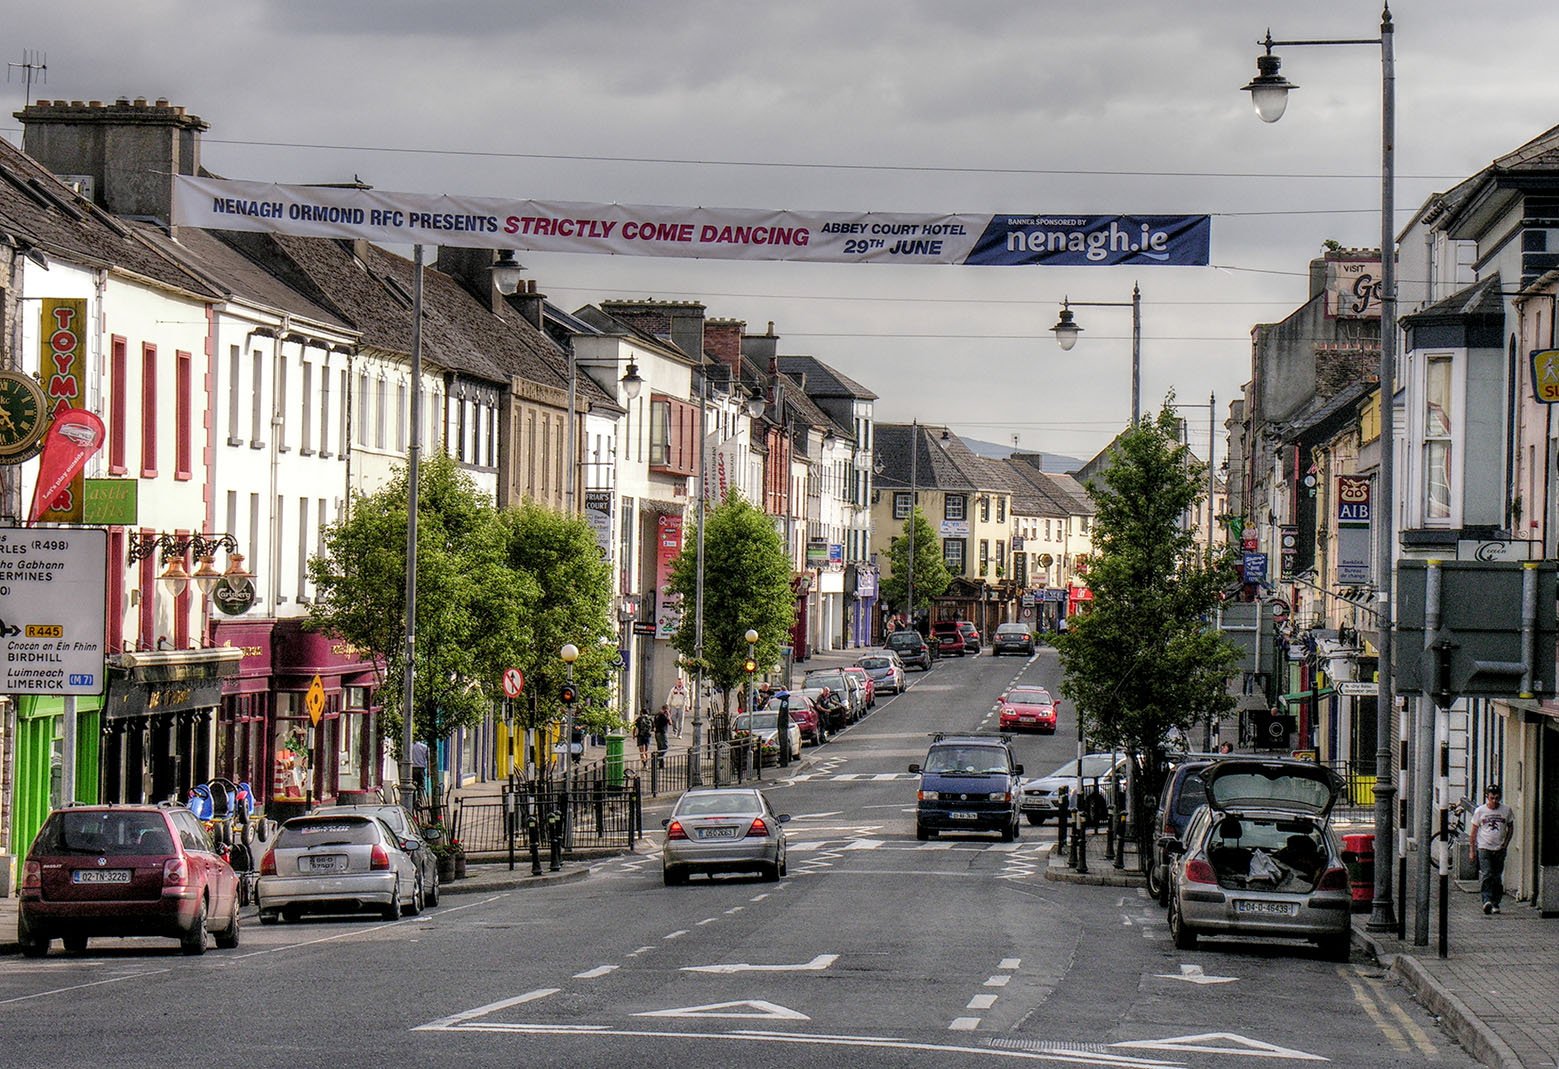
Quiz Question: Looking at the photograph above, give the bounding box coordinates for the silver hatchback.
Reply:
[1166,759,1350,960]
[662,787,790,886]
[257,814,423,923]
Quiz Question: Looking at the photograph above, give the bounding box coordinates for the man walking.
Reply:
[667,680,689,737]
[1469,784,1514,914]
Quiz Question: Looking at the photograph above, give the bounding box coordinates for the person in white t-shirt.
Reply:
[1469,784,1514,914]
[666,680,690,737]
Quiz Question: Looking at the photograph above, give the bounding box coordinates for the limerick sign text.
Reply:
[0,528,107,694]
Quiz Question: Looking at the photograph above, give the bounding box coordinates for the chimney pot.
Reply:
[116,97,130,106]
[133,97,147,107]
[88,100,102,108]
[155,98,169,108]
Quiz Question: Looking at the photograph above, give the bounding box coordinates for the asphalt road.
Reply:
[0,649,1473,1069]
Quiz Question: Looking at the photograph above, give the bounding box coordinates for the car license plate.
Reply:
[1235,899,1298,917]
[699,827,740,840]
[72,869,131,884]
[948,811,978,820]
[305,854,347,873]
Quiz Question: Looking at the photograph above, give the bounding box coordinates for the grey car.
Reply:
[1166,759,1350,960]
[312,803,439,907]
[257,813,423,922]
[662,787,790,885]
[855,653,905,695]
[1019,753,1128,825]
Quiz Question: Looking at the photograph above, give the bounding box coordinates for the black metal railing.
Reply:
[452,778,644,859]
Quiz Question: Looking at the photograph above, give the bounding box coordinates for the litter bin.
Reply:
[1341,832,1374,913]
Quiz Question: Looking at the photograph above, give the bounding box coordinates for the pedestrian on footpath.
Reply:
[1469,784,1514,914]
[633,707,654,767]
[654,705,672,757]
[667,680,689,737]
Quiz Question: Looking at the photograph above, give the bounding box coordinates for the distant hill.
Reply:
[961,437,1082,473]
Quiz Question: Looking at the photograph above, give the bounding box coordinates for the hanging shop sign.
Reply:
[1531,350,1559,403]
[173,176,1211,268]
[584,490,613,558]
[655,515,684,638]
[1336,476,1372,585]
[34,298,90,522]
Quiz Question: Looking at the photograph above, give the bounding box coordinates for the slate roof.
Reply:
[0,136,216,298]
[776,355,878,401]
[1400,273,1505,325]
[874,423,974,491]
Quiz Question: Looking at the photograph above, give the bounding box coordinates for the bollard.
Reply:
[1075,806,1088,874]
[546,808,563,871]
[527,813,542,875]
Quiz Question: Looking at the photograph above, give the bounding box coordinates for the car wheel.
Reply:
[181,897,209,955]
[62,933,88,954]
[282,906,303,923]
[1146,860,1168,907]
[1169,895,1198,950]
[1319,933,1351,962]
[779,854,788,878]
[915,822,930,842]
[425,869,440,907]
[662,866,685,886]
[763,861,781,882]
[258,909,280,926]
[408,876,425,916]
[215,897,241,949]
[17,914,49,958]
[383,882,403,921]
[1025,813,1043,826]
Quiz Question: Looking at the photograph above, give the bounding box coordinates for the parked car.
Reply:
[732,710,804,760]
[1019,753,1129,826]
[956,620,982,654]
[662,787,790,885]
[885,629,934,671]
[930,620,967,656]
[792,684,849,733]
[761,693,823,745]
[1166,758,1350,960]
[803,668,863,721]
[257,813,424,923]
[1145,754,1220,905]
[841,665,876,708]
[996,685,1058,734]
[312,803,440,907]
[992,622,1036,657]
[18,803,242,957]
[909,733,1024,841]
[855,653,905,695]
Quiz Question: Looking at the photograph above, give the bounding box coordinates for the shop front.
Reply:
[8,694,103,864]
[847,564,878,648]
[100,649,242,806]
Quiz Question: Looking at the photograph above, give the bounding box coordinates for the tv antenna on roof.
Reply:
[7,50,47,109]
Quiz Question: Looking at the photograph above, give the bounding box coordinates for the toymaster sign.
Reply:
[173,176,1209,267]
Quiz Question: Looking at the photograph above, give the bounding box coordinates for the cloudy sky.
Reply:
[5,1,1558,461]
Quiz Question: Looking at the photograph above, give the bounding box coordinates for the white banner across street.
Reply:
[172,175,1210,268]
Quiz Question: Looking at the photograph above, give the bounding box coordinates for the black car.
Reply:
[885,630,934,671]
[992,623,1036,656]
[1145,755,1220,905]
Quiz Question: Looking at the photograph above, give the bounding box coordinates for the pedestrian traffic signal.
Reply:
[560,683,577,704]
[744,658,756,674]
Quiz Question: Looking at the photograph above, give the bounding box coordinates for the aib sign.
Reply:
[1337,476,1371,525]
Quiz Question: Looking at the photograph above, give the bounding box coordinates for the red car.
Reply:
[841,665,876,708]
[18,803,242,957]
[997,685,1058,734]
[930,620,967,656]
[763,694,823,745]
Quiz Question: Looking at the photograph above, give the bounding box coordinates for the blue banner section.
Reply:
[968,215,1211,267]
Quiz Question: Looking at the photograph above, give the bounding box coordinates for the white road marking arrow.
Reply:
[1153,964,1239,985]
[1113,1031,1326,1060]
[682,954,838,974]
[635,999,810,1021]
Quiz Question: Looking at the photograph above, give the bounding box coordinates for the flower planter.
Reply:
[453,853,467,879]
[437,855,456,882]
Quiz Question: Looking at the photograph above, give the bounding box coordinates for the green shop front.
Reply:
[8,694,104,863]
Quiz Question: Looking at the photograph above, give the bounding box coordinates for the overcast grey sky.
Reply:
[6,1,1557,460]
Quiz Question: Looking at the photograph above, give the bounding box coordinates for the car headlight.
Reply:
[919,790,940,801]
[989,792,1011,802]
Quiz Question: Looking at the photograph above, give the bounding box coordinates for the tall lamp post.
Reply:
[1242,4,1398,934]
[559,642,579,844]
[1051,284,1143,423]
[744,629,759,717]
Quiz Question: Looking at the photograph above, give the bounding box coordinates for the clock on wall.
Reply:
[0,370,49,464]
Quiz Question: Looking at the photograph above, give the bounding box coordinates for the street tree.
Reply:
[1053,404,1240,849]
[499,501,617,735]
[666,491,795,713]
[307,453,534,804]
[879,505,951,619]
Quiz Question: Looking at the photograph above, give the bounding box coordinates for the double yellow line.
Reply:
[1339,965,1439,1057]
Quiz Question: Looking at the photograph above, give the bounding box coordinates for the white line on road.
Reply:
[0,968,170,1007]
[697,918,718,926]
[724,906,745,914]
[949,1017,981,1030]
[627,946,655,957]
[967,994,998,1010]
[574,965,619,979]
[984,975,1011,987]
[415,987,558,1030]
[999,958,1021,970]
[683,954,839,974]
[664,929,689,940]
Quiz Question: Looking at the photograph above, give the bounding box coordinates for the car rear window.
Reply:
[997,624,1028,635]
[859,656,891,669]
[277,817,381,847]
[804,670,846,689]
[676,792,763,816]
[734,712,779,732]
[34,811,174,856]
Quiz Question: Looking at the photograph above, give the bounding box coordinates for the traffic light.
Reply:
[744,658,757,674]
[560,682,577,704]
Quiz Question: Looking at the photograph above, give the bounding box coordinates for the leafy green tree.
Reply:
[307,453,534,802]
[1053,404,1241,847]
[666,491,795,712]
[499,501,617,733]
[879,505,951,617]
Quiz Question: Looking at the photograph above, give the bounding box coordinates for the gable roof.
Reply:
[874,423,974,492]
[776,355,878,401]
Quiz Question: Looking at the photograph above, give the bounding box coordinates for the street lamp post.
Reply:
[399,244,427,819]
[560,642,579,848]
[1242,3,1398,934]
[907,420,918,628]
[1051,284,1143,423]
[744,628,759,718]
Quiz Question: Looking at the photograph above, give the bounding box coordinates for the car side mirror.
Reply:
[908,764,921,774]
[400,838,419,853]
[661,818,671,828]
[1165,840,1186,857]
[778,814,792,823]
[1013,764,1024,776]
